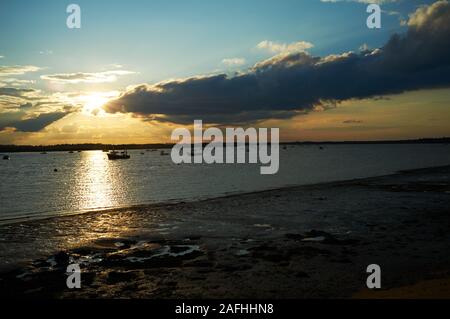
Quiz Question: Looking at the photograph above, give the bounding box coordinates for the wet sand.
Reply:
[1,165,450,298]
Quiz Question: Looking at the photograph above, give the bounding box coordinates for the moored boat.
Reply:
[107,150,130,160]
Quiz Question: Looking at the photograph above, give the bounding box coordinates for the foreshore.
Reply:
[1,165,450,298]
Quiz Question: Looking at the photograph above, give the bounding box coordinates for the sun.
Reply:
[79,91,119,115]
[83,94,109,114]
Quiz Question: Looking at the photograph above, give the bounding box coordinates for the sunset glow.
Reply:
[1,0,449,145]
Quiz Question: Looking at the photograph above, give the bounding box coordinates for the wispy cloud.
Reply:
[39,50,53,55]
[256,40,313,54]
[221,58,246,66]
[40,70,136,83]
[105,63,124,69]
[0,65,41,76]
[0,78,36,88]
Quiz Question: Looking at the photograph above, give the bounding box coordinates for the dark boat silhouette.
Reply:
[2,155,10,160]
[107,150,130,160]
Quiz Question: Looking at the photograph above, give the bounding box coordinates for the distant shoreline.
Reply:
[1,137,449,153]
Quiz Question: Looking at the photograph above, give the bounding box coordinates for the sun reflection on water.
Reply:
[74,150,119,211]
[54,150,139,247]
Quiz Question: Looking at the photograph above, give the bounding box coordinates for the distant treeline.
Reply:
[0,137,449,153]
[0,143,173,153]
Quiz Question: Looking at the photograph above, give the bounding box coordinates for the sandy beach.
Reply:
[1,165,449,298]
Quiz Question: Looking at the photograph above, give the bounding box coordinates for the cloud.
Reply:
[0,87,37,98]
[0,56,4,59]
[380,0,450,71]
[19,102,33,109]
[0,65,41,76]
[0,78,36,88]
[359,43,370,52]
[256,40,314,54]
[0,112,68,132]
[99,1,449,125]
[39,50,53,55]
[106,63,124,69]
[41,70,136,83]
[0,96,74,131]
[0,87,80,131]
[221,58,246,66]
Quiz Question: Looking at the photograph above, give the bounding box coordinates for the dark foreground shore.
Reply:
[1,166,450,298]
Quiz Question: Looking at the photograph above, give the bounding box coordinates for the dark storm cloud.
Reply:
[104,0,450,125]
[0,112,67,132]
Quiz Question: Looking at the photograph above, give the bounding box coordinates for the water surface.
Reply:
[1,144,449,224]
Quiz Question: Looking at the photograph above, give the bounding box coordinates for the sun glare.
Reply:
[80,91,119,115]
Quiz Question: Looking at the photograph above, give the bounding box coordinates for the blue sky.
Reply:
[0,0,431,88]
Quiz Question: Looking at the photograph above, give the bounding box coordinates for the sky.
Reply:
[0,0,449,144]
